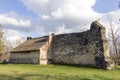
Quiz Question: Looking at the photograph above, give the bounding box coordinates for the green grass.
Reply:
[0,64,120,80]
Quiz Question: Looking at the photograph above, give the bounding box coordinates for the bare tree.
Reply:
[107,15,120,65]
[3,39,14,53]
[3,36,25,53]
[12,39,23,47]
[0,25,5,55]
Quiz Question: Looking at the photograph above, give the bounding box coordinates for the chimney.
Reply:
[27,37,32,40]
[48,33,54,63]
[49,33,54,44]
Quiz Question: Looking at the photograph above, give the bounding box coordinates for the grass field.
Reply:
[0,64,120,80]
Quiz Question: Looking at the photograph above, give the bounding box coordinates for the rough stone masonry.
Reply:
[51,21,115,69]
[10,21,115,69]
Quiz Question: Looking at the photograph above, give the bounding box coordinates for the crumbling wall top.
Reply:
[90,20,105,29]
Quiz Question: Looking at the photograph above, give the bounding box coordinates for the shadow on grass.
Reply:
[116,66,120,71]
[0,74,112,80]
[0,63,104,70]
[0,75,23,80]
[51,63,103,70]
[94,75,113,80]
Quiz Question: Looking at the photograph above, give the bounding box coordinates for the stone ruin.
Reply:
[51,21,115,69]
[10,21,115,69]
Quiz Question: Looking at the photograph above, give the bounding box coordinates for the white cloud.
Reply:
[3,29,25,41]
[1,0,120,45]
[99,10,120,30]
[22,0,98,20]
[0,13,31,27]
[0,12,32,47]
[56,24,72,34]
[0,12,35,33]
[42,14,50,20]
[3,29,26,48]
[21,0,101,36]
[96,10,120,40]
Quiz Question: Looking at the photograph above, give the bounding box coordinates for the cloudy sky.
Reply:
[0,0,120,41]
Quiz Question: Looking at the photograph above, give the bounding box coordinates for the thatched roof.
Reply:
[11,36,48,53]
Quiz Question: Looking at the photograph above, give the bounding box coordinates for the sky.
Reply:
[0,0,120,43]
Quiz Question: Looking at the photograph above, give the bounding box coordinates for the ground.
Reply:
[0,64,120,80]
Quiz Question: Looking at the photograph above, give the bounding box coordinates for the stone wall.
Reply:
[9,21,115,69]
[9,51,40,64]
[40,42,49,64]
[52,21,111,68]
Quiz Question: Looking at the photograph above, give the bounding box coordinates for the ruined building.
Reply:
[9,21,115,69]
